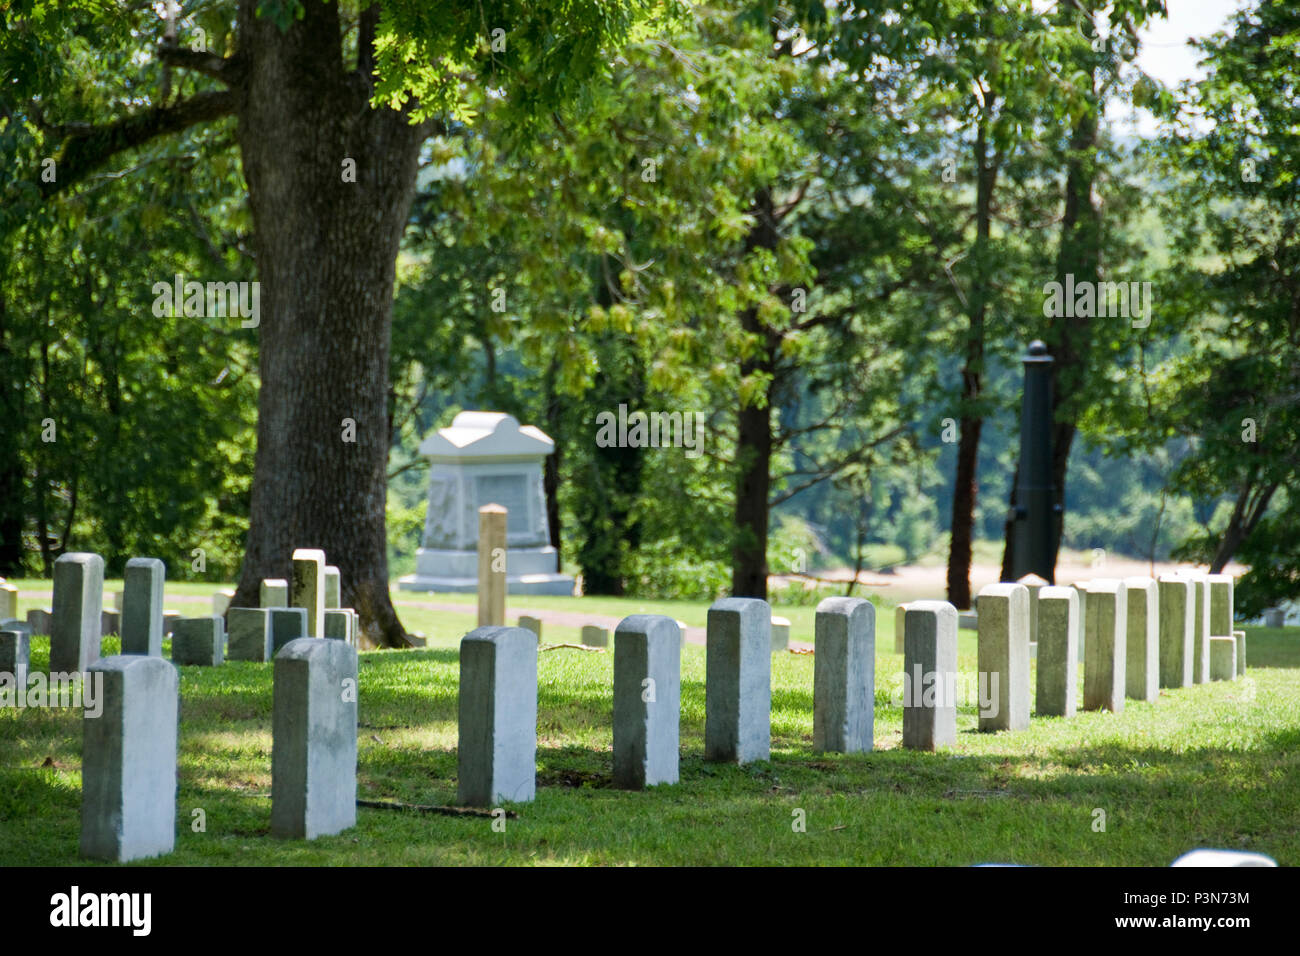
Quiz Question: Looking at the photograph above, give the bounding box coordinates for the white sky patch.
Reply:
[1118,0,1249,137]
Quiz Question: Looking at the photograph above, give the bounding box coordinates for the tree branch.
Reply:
[157,41,243,85]
[39,90,237,198]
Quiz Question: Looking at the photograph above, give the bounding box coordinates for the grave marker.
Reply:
[80,655,178,862]
[121,557,165,656]
[813,597,875,754]
[212,588,236,615]
[1189,574,1211,684]
[1123,576,1159,703]
[1209,637,1237,681]
[1207,574,1234,636]
[902,601,958,750]
[1016,573,1049,646]
[1036,586,1078,718]
[893,602,910,654]
[290,549,326,637]
[50,553,103,674]
[171,616,225,667]
[323,608,356,646]
[0,628,29,691]
[100,609,120,637]
[613,615,681,789]
[476,505,507,626]
[517,615,542,639]
[976,583,1030,732]
[324,565,341,609]
[458,625,537,806]
[0,582,17,621]
[269,608,308,655]
[1158,576,1195,688]
[1082,579,1126,713]
[227,607,273,662]
[26,608,51,636]
[705,598,771,764]
[581,624,609,648]
[1233,629,1246,676]
[260,578,289,608]
[771,616,791,653]
[271,638,358,839]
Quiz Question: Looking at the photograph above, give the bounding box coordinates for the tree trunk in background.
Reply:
[946,111,997,610]
[1210,477,1278,572]
[731,188,780,600]
[572,333,644,595]
[732,361,774,599]
[0,289,26,575]
[227,1,424,647]
[542,362,563,572]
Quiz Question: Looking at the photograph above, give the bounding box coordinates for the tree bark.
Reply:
[542,361,563,572]
[226,0,424,647]
[731,188,780,600]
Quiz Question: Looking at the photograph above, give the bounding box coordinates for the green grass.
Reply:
[2,590,1298,865]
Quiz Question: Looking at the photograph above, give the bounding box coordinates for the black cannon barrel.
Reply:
[1011,340,1056,582]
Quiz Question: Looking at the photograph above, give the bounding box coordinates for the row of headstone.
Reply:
[64,561,1249,861]
[217,550,358,662]
[461,595,881,805]
[79,634,359,861]
[947,574,1241,738]
[4,550,360,682]
[71,548,363,860]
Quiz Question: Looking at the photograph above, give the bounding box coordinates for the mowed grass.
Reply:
[2,584,1299,866]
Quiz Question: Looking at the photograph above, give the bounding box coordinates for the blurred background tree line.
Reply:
[2,0,1297,616]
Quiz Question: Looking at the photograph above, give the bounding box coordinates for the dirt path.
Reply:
[393,598,712,646]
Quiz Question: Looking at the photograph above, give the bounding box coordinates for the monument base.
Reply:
[397,572,575,595]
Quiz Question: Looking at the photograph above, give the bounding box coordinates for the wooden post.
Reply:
[477,505,507,626]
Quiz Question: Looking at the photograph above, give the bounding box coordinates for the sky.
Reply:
[1122,0,1251,135]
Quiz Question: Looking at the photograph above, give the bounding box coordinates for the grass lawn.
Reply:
[2,583,1298,865]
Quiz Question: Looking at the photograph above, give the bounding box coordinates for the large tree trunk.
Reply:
[227,1,424,647]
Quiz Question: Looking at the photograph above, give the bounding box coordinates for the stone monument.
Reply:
[398,411,575,595]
